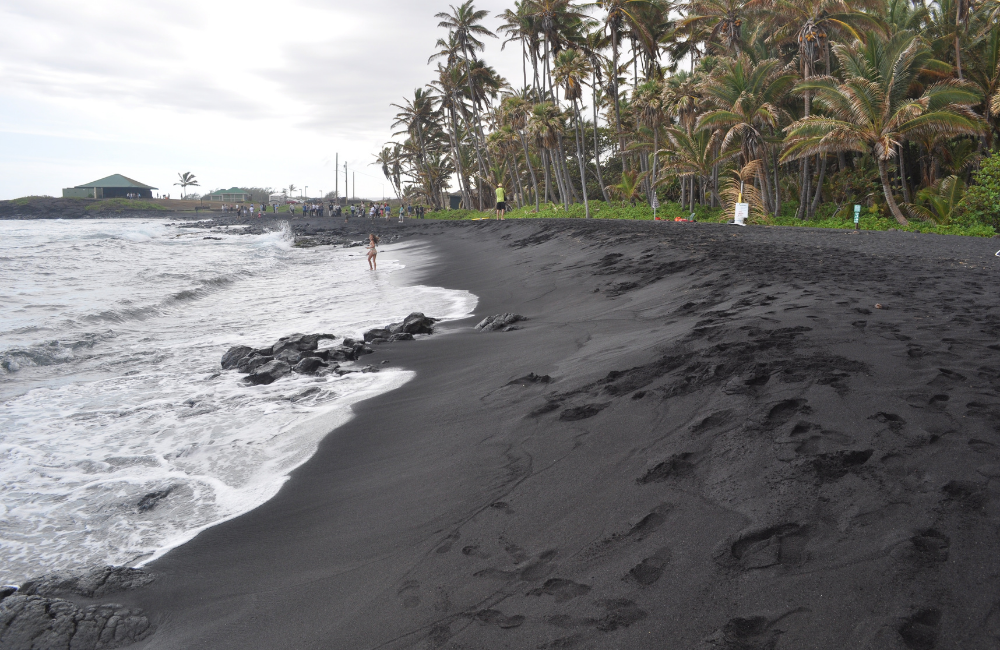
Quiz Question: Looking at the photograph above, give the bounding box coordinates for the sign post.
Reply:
[734,202,749,226]
[854,204,861,231]
[652,196,660,220]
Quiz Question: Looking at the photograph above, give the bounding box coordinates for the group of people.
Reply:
[346,202,426,221]
[221,203,269,217]
[214,199,437,226]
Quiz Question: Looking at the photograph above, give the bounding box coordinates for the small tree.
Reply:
[174,172,199,199]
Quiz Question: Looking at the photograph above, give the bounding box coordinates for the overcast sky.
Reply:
[0,0,535,200]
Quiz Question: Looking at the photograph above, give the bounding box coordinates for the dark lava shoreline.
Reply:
[4,218,1000,650]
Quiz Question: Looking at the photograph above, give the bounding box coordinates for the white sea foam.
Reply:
[0,219,477,583]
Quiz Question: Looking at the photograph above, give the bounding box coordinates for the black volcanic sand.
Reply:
[35,219,1000,648]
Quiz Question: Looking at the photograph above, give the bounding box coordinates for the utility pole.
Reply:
[353,173,355,201]
[335,153,338,200]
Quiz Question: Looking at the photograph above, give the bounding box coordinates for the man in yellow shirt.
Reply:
[495,185,506,220]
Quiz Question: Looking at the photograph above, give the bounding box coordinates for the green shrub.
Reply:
[427,198,993,236]
[955,150,1000,229]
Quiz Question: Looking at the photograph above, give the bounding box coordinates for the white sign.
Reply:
[854,204,861,223]
[651,197,660,208]
[734,203,749,226]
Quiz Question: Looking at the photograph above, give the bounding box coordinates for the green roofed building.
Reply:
[204,187,250,202]
[62,174,158,199]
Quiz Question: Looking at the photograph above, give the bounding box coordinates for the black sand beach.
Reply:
[6,218,1000,649]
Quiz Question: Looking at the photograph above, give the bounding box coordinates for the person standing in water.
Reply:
[495,185,506,220]
[366,233,379,270]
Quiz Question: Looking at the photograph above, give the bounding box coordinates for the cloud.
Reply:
[0,0,532,199]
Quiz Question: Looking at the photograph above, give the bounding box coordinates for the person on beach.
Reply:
[366,233,379,270]
[398,204,405,222]
[495,185,506,220]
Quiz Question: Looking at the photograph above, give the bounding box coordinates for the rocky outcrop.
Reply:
[392,313,437,335]
[366,313,438,344]
[293,357,327,374]
[237,353,274,374]
[18,567,155,599]
[247,360,291,385]
[476,313,527,332]
[220,345,253,370]
[220,316,434,385]
[0,567,156,650]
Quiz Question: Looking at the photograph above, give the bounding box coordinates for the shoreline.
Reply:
[4,218,1000,649]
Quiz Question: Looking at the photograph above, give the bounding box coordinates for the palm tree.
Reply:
[529,101,569,208]
[174,172,199,199]
[610,168,647,204]
[782,32,982,225]
[698,55,797,216]
[501,93,542,210]
[596,0,654,166]
[682,0,751,55]
[435,1,497,207]
[659,126,726,212]
[430,63,474,208]
[632,78,668,205]
[392,88,439,204]
[554,48,594,217]
[375,147,403,200]
[909,174,966,224]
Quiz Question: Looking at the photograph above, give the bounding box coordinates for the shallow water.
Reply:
[0,219,476,584]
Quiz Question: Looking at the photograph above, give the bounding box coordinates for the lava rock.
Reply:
[342,338,359,348]
[275,349,304,365]
[247,360,291,385]
[19,567,155,599]
[476,313,527,332]
[0,594,153,650]
[220,345,253,370]
[293,357,327,374]
[237,354,273,374]
[298,333,335,349]
[136,488,172,512]
[354,344,374,356]
[387,333,414,342]
[271,334,306,357]
[400,312,437,334]
[364,328,391,343]
[327,346,359,361]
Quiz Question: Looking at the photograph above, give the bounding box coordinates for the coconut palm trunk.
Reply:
[519,131,541,210]
[878,158,909,225]
[591,77,611,202]
[572,98,591,218]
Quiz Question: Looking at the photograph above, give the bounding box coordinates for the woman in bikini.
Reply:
[366,233,379,270]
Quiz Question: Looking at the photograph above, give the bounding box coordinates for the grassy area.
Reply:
[427,200,997,237]
[11,196,55,205]
[84,198,167,212]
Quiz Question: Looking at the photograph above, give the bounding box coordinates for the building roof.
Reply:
[74,174,158,190]
[209,187,248,195]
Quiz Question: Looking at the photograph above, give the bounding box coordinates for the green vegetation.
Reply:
[428,199,996,236]
[379,0,1000,235]
[12,196,54,205]
[955,150,1000,230]
[84,198,167,212]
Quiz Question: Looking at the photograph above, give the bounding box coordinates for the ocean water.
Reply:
[0,219,476,584]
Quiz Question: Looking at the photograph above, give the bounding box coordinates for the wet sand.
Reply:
[54,219,1000,648]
